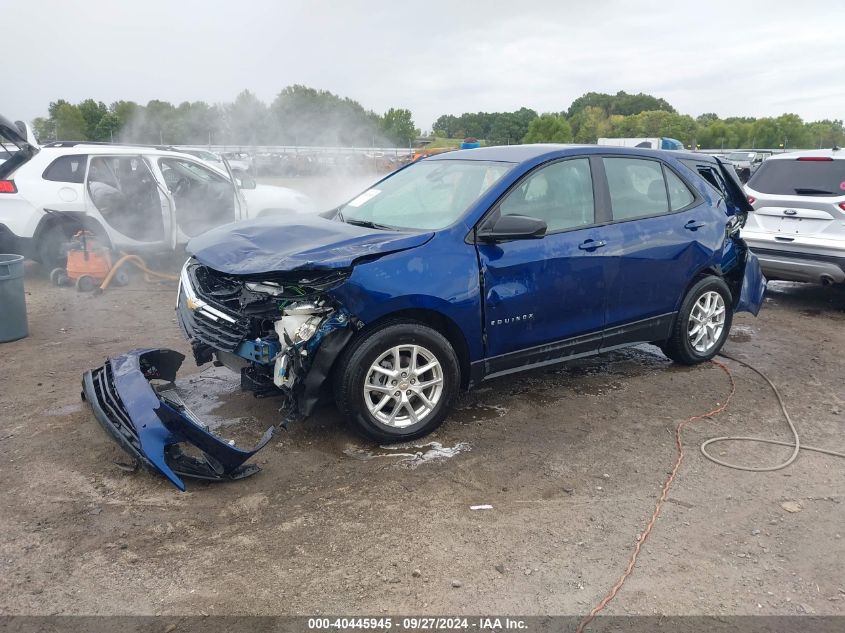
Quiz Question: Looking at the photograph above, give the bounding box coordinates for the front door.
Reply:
[476,157,609,375]
[85,155,171,246]
[155,157,237,240]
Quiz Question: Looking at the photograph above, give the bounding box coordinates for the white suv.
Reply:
[0,115,314,269]
[742,148,845,285]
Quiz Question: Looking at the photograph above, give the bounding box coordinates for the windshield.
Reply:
[727,152,754,161]
[748,159,845,196]
[340,159,512,230]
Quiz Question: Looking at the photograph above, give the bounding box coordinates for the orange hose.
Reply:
[97,253,179,292]
[576,360,735,633]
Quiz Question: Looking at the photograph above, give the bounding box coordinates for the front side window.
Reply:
[43,154,88,183]
[498,158,595,232]
[340,159,512,231]
[604,157,669,220]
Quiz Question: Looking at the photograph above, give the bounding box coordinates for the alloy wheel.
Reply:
[363,344,444,428]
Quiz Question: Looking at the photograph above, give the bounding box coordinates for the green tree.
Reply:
[569,106,610,143]
[567,91,675,118]
[53,103,87,140]
[77,99,109,140]
[380,108,417,146]
[523,114,572,143]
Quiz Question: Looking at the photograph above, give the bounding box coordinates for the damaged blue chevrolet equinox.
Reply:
[83,145,766,489]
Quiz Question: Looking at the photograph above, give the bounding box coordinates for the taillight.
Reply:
[796,156,833,161]
[0,180,17,193]
[839,203,845,212]
[747,196,756,205]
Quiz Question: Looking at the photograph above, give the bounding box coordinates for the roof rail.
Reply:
[43,141,178,151]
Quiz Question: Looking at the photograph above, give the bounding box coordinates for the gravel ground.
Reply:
[1,262,843,618]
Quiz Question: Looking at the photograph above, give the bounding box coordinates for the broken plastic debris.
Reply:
[470,504,493,510]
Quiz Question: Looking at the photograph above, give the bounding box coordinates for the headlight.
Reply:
[245,281,285,296]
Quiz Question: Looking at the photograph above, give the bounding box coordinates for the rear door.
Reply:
[597,156,718,347]
[85,155,172,246]
[476,156,609,373]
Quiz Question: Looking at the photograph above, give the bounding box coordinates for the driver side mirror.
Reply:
[477,214,547,242]
[238,176,257,190]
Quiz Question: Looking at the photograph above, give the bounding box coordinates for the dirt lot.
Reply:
[1,263,844,618]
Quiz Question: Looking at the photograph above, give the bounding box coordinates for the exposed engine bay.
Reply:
[176,259,361,420]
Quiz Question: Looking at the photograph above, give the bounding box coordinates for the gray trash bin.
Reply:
[0,254,28,342]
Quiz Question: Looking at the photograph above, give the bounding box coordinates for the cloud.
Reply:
[4,0,844,129]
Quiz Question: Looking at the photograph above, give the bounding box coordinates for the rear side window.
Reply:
[665,169,695,210]
[748,159,845,197]
[43,155,87,184]
[603,157,668,220]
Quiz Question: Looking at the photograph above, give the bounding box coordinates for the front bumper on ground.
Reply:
[81,348,273,491]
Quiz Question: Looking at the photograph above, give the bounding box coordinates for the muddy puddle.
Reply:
[342,440,471,468]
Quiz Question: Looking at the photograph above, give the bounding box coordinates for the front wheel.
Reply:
[334,322,460,443]
[661,276,733,365]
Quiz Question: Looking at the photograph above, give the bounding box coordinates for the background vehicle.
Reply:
[725,150,772,182]
[176,147,250,174]
[742,148,845,284]
[0,115,314,269]
[174,144,765,444]
[598,137,685,150]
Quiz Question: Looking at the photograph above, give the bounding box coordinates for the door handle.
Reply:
[578,239,607,251]
[684,220,705,230]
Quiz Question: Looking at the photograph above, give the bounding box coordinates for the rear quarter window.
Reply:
[43,154,88,184]
[748,159,845,196]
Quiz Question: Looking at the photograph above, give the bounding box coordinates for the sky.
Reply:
[5,0,844,130]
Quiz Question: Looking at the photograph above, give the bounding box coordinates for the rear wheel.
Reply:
[662,276,733,364]
[334,322,460,443]
[37,224,71,272]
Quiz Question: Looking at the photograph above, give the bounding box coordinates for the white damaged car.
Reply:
[0,115,315,269]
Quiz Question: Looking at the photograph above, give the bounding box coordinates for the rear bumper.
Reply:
[749,247,845,284]
[81,348,273,491]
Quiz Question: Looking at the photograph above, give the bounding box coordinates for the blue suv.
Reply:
[179,144,765,441]
[83,145,766,488]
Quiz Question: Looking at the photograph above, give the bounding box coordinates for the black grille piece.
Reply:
[87,363,142,453]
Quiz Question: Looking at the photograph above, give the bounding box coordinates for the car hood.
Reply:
[187,215,434,275]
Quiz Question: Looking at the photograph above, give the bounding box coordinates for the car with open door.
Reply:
[0,116,314,270]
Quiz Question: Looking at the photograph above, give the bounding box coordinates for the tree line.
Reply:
[32,88,844,150]
[434,91,844,149]
[32,86,419,147]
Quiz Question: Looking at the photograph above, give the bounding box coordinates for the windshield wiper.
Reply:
[794,187,834,195]
[344,218,396,231]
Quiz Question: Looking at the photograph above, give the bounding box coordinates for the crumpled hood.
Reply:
[187,215,434,275]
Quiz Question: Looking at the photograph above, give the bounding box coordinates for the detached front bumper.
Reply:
[81,348,273,491]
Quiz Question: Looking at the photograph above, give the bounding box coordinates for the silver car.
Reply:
[742,149,845,285]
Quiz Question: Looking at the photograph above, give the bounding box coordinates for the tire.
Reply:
[662,276,733,365]
[75,275,97,292]
[333,321,460,443]
[49,267,67,286]
[37,224,71,272]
